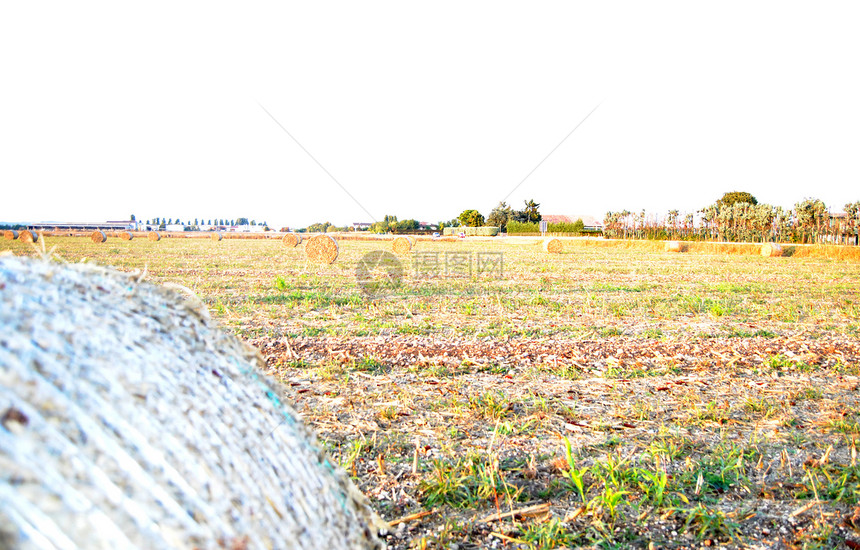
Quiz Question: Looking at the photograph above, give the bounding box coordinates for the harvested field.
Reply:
[4,236,860,549]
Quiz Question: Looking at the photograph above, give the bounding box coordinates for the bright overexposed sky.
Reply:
[2,2,858,229]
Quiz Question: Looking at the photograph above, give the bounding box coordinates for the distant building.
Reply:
[27,220,137,231]
[352,222,372,231]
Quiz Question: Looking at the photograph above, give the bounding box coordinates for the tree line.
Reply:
[604,192,860,245]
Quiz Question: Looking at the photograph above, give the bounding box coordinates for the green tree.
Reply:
[307,221,332,233]
[716,191,758,208]
[458,209,485,227]
[510,199,542,223]
[794,198,828,244]
[394,219,419,233]
[487,201,513,231]
[236,217,249,226]
[130,214,136,221]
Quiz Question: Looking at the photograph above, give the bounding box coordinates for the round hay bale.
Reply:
[282,233,302,247]
[120,231,134,241]
[391,236,414,255]
[90,230,107,243]
[761,243,783,257]
[147,231,161,242]
[18,230,38,243]
[665,240,682,252]
[543,238,563,254]
[306,234,339,264]
[0,257,385,549]
[211,231,223,242]
[4,230,18,240]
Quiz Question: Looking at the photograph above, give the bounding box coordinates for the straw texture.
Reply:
[90,230,107,243]
[148,231,161,242]
[761,243,783,257]
[282,233,302,247]
[542,238,562,253]
[306,234,339,264]
[391,236,414,256]
[18,231,38,243]
[3,230,17,241]
[0,257,384,550]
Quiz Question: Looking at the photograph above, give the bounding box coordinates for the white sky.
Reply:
[2,2,858,229]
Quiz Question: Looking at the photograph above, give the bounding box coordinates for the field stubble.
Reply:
[4,236,860,548]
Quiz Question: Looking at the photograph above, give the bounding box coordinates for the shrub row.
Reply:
[441,226,500,237]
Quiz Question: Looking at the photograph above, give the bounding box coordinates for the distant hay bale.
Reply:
[282,233,302,247]
[306,234,339,264]
[120,231,134,241]
[18,230,38,243]
[148,231,161,242]
[211,231,223,242]
[0,257,385,549]
[761,243,783,257]
[3,230,18,240]
[665,241,682,252]
[90,230,107,243]
[543,238,563,254]
[392,236,414,255]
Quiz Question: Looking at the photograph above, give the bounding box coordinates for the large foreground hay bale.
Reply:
[543,238,563,254]
[17,230,38,243]
[0,257,384,550]
[306,234,339,264]
[211,231,223,242]
[90,230,107,243]
[282,233,302,247]
[3,230,18,241]
[761,243,783,257]
[147,231,161,242]
[120,231,134,241]
[391,236,414,255]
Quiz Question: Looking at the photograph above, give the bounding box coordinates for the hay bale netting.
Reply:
[211,231,223,242]
[665,240,682,253]
[0,257,385,550]
[120,231,134,241]
[391,236,414,255]
[147,231,161,242]
[761,243,783,257]
[543,238,563,254]
[3,230,18,240]
[17,230,38,243]
[90,230,107,243]
[282,232,302,247]
[306,234,339,264]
